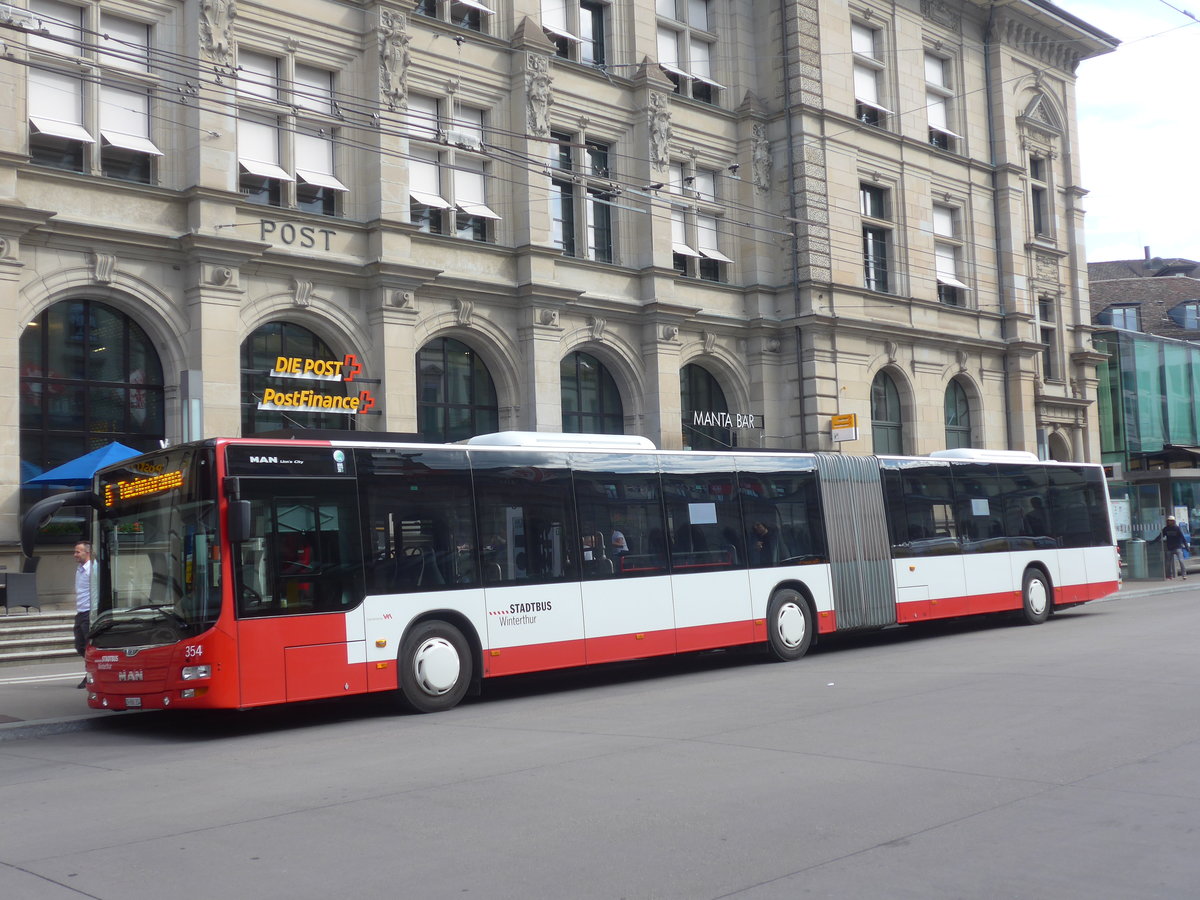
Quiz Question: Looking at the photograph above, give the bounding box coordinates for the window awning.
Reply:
[410,189,451,209]
[30,117,95,143]
[101,130,163,156]
[854,98,895,115]
[296,168,349,191]
[239,158,294,181]
[453,0,494,13]
[699,247,733,263]
[691,72,726,90]
[672,242,701,258]
[936,273,969,290]
[456,201,501,220]
[929,123,963,140]
[543,24,581,42]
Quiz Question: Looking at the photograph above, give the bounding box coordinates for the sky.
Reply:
[1054,0,1200,262]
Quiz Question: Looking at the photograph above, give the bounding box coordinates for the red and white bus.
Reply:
[25,433,1119,713]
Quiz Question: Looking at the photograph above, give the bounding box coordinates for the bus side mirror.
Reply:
[228,500,252,544]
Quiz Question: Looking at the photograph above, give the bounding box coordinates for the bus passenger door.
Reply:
[234,485,367,707]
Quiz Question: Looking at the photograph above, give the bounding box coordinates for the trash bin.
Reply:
[1127,539,1147,580]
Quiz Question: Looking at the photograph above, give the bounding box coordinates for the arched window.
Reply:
[417,337,499,442]
[944,380,972,449]
[241,322,352,435]
[561,351,623,434]
[871,370,904,455]
[20,299,165,479]
[681,364,733,449]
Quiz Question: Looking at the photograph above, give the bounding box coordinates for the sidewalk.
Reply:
[0,577,1193,741]
[0,657,115,741]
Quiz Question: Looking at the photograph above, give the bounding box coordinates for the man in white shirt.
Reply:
[73,541,93,688]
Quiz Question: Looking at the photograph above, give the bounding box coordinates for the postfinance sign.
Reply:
[260,352,375,415]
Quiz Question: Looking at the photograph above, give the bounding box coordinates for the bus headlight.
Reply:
[181,665,212,680]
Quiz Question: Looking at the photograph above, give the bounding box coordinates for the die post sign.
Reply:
[258,353,376,415]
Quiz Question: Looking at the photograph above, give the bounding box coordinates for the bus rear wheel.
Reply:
[1020,569,1051,625]
[398,620,472,713]
[766,589,812,661]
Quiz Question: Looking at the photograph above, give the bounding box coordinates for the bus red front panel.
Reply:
[86,626,240,711]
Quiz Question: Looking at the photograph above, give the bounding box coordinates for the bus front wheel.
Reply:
[398,620,472,713]
[766,589,813,661]
[1020,569,1051,625]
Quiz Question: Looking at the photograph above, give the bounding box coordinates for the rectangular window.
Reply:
[552,133,614,262]
[409,97,496,240]
[542,0,607,66]
[924,53,959,150]
[99,85,160,183]
[1038,297,1059,380]
[660,461,745,574]
[417,0,493,33]
[861,182,891,293]
[852,23,889,127]
[697,215,730,282]
[235,482,365,618]
[655,8,722,105]
[28,68,92,172]
[573,461,669,580]
[238,117,291,206]
[1030,155,1051,238]
[237,52,344,214]
[860,183,887,219]
[935,243,965,305]
[27,4,161,181]
[455,157,498,242]
[473,455,579,585]
[1108,305,1140,331]
[409,147,449,233]
[356,449,478,592]
[863,227,890,293]
[28,0,82,54]
[671,209,700,275]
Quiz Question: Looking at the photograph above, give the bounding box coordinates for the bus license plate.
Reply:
[126,697,142,708]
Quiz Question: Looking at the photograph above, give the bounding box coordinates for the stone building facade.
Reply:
[1,0,1115,556]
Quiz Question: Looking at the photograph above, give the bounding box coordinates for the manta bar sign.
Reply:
[693,411,762,429]
[260,352,376,415]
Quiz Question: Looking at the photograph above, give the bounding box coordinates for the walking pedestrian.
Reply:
[72,541,94,688]
[1158,516,1190,581]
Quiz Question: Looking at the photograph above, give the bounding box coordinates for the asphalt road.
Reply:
[3,587,1200,899]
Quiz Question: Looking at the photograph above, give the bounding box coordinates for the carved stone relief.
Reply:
[526,55,553,137]
[379,10,412,112]
[200,0,237,68]
[648,93,672,171]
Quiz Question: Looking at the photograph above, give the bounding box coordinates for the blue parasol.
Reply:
[23,442,142,487]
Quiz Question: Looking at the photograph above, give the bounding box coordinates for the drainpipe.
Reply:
[985,1,1015,450]
[780,0,806,448]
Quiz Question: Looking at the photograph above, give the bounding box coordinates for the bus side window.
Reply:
[570,457,668,580]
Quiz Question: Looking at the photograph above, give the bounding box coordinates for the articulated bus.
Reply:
[26,433,1119,714]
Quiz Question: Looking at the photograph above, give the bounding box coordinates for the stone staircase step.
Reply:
[0,613,77,666]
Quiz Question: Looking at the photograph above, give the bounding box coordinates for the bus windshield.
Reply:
[91,447,219,648]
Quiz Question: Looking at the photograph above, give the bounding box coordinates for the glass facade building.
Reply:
[1095,329,1200,579]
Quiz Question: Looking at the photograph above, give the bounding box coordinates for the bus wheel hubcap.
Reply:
[1027,581,1047,615]
[413,638,460,695]
[776,603,805,648]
